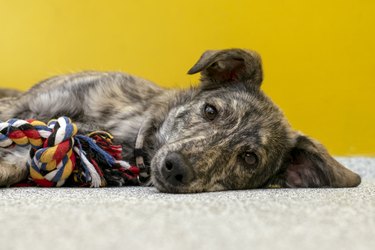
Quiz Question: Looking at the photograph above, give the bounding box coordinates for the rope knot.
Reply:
[29,117,78,187]
[0,116,144,187]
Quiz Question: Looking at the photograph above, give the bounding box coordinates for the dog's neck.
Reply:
[122,87,200,167]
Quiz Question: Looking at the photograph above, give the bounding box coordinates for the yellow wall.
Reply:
[0,0,374,155]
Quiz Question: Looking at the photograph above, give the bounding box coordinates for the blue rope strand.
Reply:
[75,135,116,167]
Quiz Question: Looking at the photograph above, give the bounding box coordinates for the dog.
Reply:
[0,49,361,193]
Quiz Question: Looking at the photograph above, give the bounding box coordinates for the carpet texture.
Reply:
[0,157,374,250]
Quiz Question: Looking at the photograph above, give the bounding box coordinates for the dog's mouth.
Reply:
[151,163,206,193]
[149,150,199,193]
[152,174,175,193]
[151,169,191,193]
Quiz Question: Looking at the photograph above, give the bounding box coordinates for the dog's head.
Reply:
[150,49,361,193]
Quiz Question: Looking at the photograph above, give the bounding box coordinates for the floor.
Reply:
[0,157,374,250]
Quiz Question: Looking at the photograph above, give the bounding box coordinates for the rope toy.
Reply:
[0,116,146,187]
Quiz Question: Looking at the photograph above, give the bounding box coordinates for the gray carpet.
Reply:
[0,157,374,250]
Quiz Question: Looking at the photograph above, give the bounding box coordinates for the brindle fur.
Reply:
[0,49,361,192]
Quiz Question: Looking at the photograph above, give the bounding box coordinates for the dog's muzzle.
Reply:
[159,152,195,187]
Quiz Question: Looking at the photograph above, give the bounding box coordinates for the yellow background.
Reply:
[0,0,374,155]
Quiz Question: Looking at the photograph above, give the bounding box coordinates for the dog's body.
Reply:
[0,49,361,193]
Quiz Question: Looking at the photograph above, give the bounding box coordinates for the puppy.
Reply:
[0,49,361,192]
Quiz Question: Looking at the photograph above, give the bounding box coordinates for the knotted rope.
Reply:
[0,116,143,187]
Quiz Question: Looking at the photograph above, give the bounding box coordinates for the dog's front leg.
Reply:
[0,147,29,187]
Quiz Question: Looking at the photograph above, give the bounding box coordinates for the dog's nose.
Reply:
[161,152,194,186]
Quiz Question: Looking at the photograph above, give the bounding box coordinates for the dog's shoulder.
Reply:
[0,71,166,122]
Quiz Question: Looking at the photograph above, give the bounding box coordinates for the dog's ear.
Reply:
[273,133,361,188]
[187,49,263,90]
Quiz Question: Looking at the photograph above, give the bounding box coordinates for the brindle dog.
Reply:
[0,49,361,193]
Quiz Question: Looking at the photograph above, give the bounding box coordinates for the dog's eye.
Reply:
[203,104,218,121]
[241,152,258,167]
